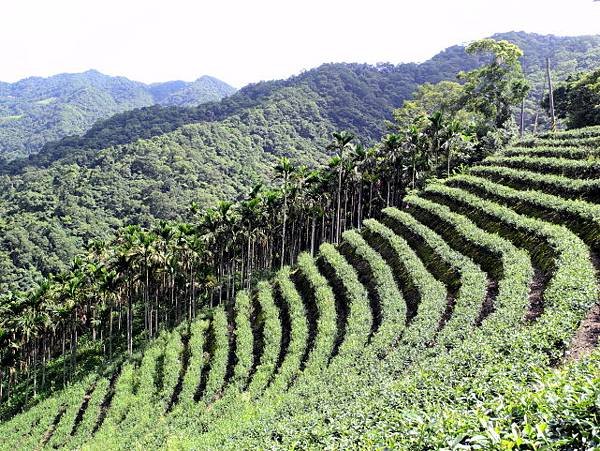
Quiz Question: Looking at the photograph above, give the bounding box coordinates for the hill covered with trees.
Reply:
[0,71,235,158]
[550,66,600,128]
[1,32,600,291]
[9,31,599,168]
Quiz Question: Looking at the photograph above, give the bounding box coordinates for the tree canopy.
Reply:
[549,67,600,128]
[460,39,530,137]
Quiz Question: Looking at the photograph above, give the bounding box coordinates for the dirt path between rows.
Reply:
[564,252,600,361]
[565,303,600,361]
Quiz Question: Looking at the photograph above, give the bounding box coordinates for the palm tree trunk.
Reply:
[41,338,47,391]
[71,323,78,377]
[109,305,114,358]
[127,288,133,355]
[386,180,391,207]
[33,338,38,397]
[62,328,67,387]
[368,182,373,218]
[336,164,343,244]
[348,190,354,229]
[357,184,363,229]
[310,216,316,256]
[281,193,287,268]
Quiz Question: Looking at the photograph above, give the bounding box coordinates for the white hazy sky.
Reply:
[1,0,599,88]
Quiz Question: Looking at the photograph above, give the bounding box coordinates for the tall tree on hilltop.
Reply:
[459,38,530,148]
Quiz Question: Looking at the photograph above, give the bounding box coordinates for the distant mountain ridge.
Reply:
[15,31,599,172]
[0,70,236,157]
[150,75,236,106]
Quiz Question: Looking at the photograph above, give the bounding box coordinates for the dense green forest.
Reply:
[7,32,600,172]
[0,71,235,158]
[0,86,334,289]
[1,32,600,291]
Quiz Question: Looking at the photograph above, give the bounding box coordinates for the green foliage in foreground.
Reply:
[2,39,600,448]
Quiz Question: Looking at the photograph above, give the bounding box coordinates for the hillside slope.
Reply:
[1,32,600,290]
[1,126,598,449]
[0,85,334,289]
[149,75,237,106]
[0,71,235,158]
[17,31,600,166]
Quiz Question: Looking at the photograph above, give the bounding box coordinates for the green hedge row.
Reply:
[164,292,255,439]
[500,145,600,159]
[382,207,487,346]
[183,200,526,448]
[153,182,597,448]
[159,256,337,447]
[447,174,600,250]
[483,155,600,178]
[153,313,232,445]
[231,291,254,389]
[93,333,167,445]
[93,362,135,441]
[159,330,184,410]
[339,230,406,356]
[521,135,600,148]
[201,308,229,403]
[117,333,171,442]
[317,242,371,359]
[293,252,337,375]
[0,396,60,449]
[361,218,447,357]
[67,376,111,448]
[405,195,532,342]
[269,267,308,391]
[0,373,100,450]
[537,125,600,140]
[45,377,96,449]
[421,183,597,357]
[247,282,282,396]
[469,164,600,202]
[177,318,209,406]
[251,184,590,448]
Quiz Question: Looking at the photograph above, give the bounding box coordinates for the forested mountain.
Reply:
[149,75,237,106]
[0,71,235,158]
[1,32,600,290]
[13,31,600,168]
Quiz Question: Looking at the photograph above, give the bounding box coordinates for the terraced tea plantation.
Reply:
[1,127,600,449]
